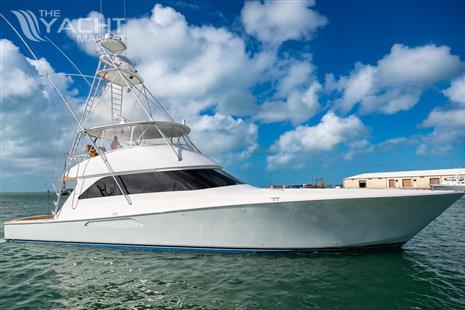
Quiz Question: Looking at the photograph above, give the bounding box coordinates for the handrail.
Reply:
[96,44,182,161]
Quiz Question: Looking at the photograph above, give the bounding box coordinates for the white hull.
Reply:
[5,191,463,251]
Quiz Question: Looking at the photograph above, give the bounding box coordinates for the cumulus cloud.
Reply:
[0,40,39,99]
[65,11,105,55]
[254,57,322,124]
[376,44,463,86]
[418,107,465,154]
[122,4,272,106]
[257,81,321,124]
[277,60,314,97]
[0,39,78,185]
[189,114,258,162]
[267,112,366,169]
[328,64,375,113]
[417,75,465,154]
[241,0,328,47]
[443,74,465,105]
[422,108,465,130]
[328,44,465,114]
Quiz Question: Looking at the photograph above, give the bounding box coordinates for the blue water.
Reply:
[1,193,464,309]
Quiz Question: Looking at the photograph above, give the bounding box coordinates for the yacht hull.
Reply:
[4,193,463,251]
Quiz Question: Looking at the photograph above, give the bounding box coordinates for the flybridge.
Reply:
[52,33,201,211]
[76,33,199,155]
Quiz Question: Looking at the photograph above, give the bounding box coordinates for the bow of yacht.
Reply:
[4,34,464,252]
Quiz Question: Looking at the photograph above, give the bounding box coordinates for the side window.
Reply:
[79,169,243,199]
[120,172,190,194]
[79,176,123,199]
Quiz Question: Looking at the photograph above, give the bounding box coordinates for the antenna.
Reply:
[100,0,104,37]
[123,0,127,48]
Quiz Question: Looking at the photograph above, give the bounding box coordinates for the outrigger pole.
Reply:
[44,35,93,87]
[0,14,133,212]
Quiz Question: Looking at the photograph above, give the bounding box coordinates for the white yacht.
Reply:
[431,175,465,191]
[4,35,464,252]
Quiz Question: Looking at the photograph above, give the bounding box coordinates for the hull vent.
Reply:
[84,217,143,228]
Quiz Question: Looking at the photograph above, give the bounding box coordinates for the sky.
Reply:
[1,0,464,191]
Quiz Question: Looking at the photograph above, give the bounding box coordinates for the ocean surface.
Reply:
[1,193,464,309]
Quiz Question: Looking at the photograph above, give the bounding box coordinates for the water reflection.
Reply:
[1,194,464,309]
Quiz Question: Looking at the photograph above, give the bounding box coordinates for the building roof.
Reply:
[345,168,464,179]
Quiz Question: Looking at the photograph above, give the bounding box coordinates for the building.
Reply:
[343,168,463,189]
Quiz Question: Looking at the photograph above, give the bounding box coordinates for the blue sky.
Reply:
[1,0,464,191]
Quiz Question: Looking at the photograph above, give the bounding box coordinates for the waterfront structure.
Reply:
[344,169,464,189]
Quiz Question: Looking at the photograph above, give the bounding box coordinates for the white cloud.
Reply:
[418,77,465,154]
[331,64,375,113]
[361,88,422,114]
[258,81,321,124]
[215,91,258,117]
[66,11,104,55]
[66,5,271,115]
[422,107,465,130]
[0,39,78,184]
[277,61,314,97]
[189,114,258,163]
[253,57,321,124]
[0,40,38,99]
[241,0,328,47]
[443,74,465,105]
[267,112,366,168]
[376,44,462,87]
[120,4,272,106]
[328,44,465,115]
[417,107,465,154]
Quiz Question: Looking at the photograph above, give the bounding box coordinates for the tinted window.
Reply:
[79,169,242,199]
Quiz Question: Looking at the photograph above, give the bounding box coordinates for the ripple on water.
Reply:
[1,194,464,309]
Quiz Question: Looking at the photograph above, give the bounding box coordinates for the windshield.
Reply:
[78,122,198,158]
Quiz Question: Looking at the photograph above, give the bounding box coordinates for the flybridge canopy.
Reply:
[97,68,144,86]
[97,35,127,53]
[84,121,191,140]
[96,36,144,86]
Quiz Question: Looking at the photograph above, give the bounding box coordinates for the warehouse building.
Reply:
[343,168,463,189]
